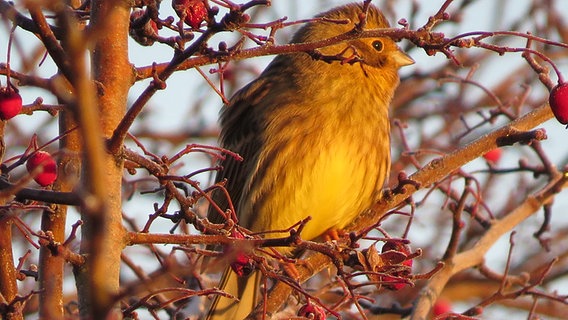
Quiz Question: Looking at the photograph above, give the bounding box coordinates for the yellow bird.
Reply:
[206,3,413,319]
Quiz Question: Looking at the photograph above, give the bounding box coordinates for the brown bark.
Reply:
[0,219,22,320]
[38,109,82,319]
[70,0,133,318]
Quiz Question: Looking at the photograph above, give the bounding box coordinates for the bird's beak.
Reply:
[393,48,415,68]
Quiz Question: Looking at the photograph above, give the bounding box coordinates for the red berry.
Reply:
[172,0,207,28]
[26,151,57,186]
[297,303,326,320]
[230,253,255,277]
[432,299,452,316]
[0,88,22,120]
[550,82,568,125]
[380,240,413,290]
[483,148,502,163]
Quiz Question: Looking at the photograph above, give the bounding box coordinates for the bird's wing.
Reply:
[203,79,267,319]
[207,78,271,226]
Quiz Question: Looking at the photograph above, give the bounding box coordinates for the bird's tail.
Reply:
[206,267,261,320]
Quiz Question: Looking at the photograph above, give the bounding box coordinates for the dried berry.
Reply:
[26,151,57,186]
[380,262,411,291]
[172,0,207,28]
[382,240,408,254]
[549,82,568,125]
[380,240,413,290]
[0,88,22,120]
[129,9,159,46]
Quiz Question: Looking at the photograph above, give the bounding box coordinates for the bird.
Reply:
[205,3,413,319]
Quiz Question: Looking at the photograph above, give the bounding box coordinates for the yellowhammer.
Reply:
[206,3,413,319]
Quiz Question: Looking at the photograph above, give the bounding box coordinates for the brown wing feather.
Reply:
[208,56,296,228]
[207,80,268,225]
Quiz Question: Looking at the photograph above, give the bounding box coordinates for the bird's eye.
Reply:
[372,40,384,52]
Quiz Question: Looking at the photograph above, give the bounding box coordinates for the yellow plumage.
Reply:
[206,3,413,319]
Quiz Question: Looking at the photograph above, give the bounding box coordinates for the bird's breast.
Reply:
[245,101,391,242]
